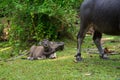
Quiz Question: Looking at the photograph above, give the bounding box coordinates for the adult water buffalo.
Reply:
[75,0,120,61]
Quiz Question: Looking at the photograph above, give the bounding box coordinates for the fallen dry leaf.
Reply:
[85,72,92,76]
[104,47,115,54]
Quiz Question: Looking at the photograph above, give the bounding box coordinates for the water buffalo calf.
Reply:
[27,39,56,60]
[75,0,120,61]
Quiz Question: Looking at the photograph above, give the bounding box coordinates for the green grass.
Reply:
[0,35,120,80]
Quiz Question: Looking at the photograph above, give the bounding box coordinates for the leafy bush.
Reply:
[9,0,83,41]
[0,0,83,53]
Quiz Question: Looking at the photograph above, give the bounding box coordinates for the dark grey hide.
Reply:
[75,0,120,61]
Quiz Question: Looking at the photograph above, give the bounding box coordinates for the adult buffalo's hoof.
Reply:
[100,54,109,60]
[74,55,83,62]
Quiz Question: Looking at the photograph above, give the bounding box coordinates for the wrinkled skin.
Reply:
[75,0,120,62]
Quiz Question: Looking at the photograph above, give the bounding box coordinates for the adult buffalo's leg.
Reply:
[75,22,88,61]
[93,31,109,59]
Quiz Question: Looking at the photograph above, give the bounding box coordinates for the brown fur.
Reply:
[27,39,64,60]
[27,45,46,60]
[27,45,56,60]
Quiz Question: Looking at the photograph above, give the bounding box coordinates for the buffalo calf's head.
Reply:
[41,39,50,49]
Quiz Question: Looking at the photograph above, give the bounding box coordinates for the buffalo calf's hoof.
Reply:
[49,53,57,59]
[27,57,34,60]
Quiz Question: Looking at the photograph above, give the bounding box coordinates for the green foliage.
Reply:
[0,0,14,17]
[8,0,83,41]
[0,24,4,37]
[0,0,83,54]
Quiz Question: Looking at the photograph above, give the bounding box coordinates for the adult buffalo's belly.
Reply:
[93,22,120,35]
[99,29,120,36]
